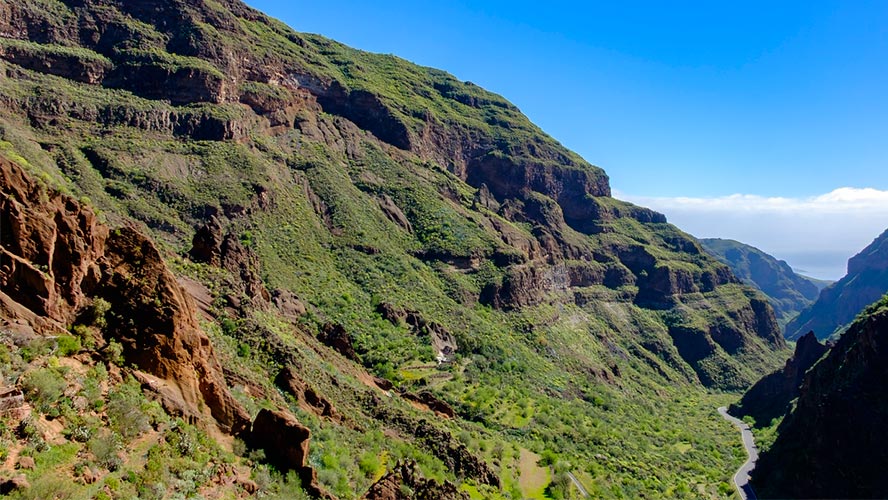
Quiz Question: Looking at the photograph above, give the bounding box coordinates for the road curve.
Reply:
[718,406,758,500]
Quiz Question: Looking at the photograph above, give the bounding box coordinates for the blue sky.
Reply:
[244,1,888,278]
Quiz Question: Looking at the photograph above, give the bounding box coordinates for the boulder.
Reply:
[248,409,334,499]
[16,456,34,470]
[318,323,358,361]
[275,366,339,420]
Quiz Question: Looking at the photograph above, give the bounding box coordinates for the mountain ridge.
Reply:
[699,238,821,326]
[0,0,787,497]
[785,228,888,340]
[752,294,888,499]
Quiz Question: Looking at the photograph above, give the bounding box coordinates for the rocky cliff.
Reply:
[0,0,788,497]
[0,157,248,434]
[700,238,822,325]
[785,228,888,340]
[729,331,827,426]
[752,294,888,499]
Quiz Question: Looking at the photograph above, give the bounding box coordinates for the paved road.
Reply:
[718,406,758,500]
[566,471,589,498]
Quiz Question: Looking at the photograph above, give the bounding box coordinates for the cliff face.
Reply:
[0,0,790,497]
[730,331,827,425]
[0,157,249,434]
[700,238,821,325]
[0,0,784,389]
[752,295,888,499]
[786,229,888,340]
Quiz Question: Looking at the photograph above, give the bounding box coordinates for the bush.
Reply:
[18,474,75,500]
[237,342,251,357]
[56,335,82,356]
[89,430,123,471]
[358,452,382,479]
[21,367,66,413]
[103,340,124,365]
[19,339,53,363]
[83,298,112,329]
[70,324,96,350]
[545,472,572,499]
[107,379,150,440]
[232,438,247,457]
[220,317,239,336]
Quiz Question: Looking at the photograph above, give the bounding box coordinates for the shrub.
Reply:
[89,430,122,471]
[103,339,124,365]
[68,424,94,443]
[21,367,66,413]
[358,452,382,479]
[232,438,247,457]
[70,324,96,350]
[56,335,82,356]
[106,379,150,440]
[18,474,75,500]
[19,339,53,363]
[237,342,251,357]
[220,317,239,336]
[545,472,572,500]
[83,298,112,329]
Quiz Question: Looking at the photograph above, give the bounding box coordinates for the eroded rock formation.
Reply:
[0,158,248,435]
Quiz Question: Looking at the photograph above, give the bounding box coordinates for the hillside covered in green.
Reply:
[699,238,823,326]
[0,1,788,498]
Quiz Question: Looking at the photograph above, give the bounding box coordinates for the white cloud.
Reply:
[614,187,888,281]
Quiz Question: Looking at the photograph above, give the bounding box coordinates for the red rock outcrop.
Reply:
[248,408,334,499]
[317,323,359,362]
[0,157,249,435]
[97,226,251,435]
[275,366,339,421]
[0,158,107,327]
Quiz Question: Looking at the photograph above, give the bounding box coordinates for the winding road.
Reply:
[718,406,758,500]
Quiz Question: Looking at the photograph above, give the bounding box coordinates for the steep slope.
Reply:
[0,156,249,435]
[785,229,888,340]
[0,156,342,498]
[700,238,821,325]
[0,0,787,498]
[729,331,827,426]
[752,294,888,499]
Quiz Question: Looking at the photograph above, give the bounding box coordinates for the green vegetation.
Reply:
[0,0,790,497]
[0,38,112,65]
[700,238,822,326]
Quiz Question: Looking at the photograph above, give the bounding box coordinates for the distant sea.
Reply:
[781,250,849,282]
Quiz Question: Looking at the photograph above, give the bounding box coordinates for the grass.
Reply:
[0,38,112,65]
